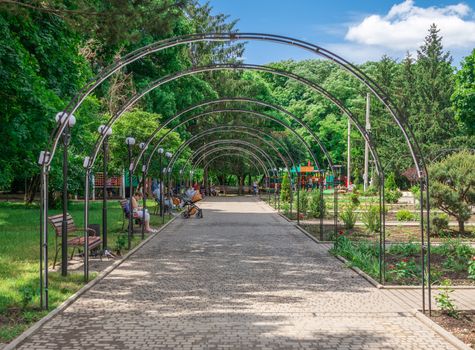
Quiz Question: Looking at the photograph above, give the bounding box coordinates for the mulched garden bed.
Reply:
[384,253,475,286]
[302,223,475,243]
[430,311,475,348]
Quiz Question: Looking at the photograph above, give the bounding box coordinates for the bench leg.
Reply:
[70,247,75,260]
[53,244,60,269]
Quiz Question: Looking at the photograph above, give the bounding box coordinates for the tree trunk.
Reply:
[458,219,465,234]
[25,175,40,204]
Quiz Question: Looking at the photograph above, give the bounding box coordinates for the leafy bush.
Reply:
[340,205,357,229]
[385,189,402,203]
[435,239,475,273]
[308,190,325,218]
[349,192,360,207]
[361,205,381,233]
[294,190,309,217]
[114,234,127,254]
[435,279,459,318]
[18,285,35,308]
[387,242,419,255]
[396,209,415,221]
[468,257,475,280]
[385,173,398,191]
[429,150,475,233]
[330,236,380,277]
[280,172,291,203]
[431,213,449,235]
[388,258,419,279]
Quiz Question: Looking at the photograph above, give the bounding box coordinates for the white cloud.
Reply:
[345,0,475,51]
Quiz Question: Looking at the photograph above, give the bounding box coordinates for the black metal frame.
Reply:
[36,32,431,314]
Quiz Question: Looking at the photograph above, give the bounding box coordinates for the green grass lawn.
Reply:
[0,199,168,343]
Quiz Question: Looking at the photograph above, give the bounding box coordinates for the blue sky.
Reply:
[203,0,475,65]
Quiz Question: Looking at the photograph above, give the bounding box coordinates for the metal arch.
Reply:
[48,33,422,178]
[189,147,271,178]
[190,146,279,199]
[142,107,319,173]
[202,153,264,175]
[186,140,280,173]
[198,125,298,165]
[38,32,432,313]
[189,146,274,182]
[195,149,270,177]
[82,60,385,174]
[168,128,296,172]
[81,60,385,174]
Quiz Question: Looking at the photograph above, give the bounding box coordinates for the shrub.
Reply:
[294,190,309,217]
[340,205,357,229]
[431,213,449,235]
[330,236,380,277]
[114,234,127,255]
[468,257,475,280]
[349,192,360,207]
[435,279,459,318]
[388,258,419,279]
[429,150,475,233]
[385,189,402,203]
[280,172,291,203]
[18,285,35,308]
[308,190,325,218]
[387,242,419,255]
[385,173,398,191]
[396,209,415,221]
[361,205,381,233]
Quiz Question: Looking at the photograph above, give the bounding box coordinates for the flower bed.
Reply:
[330,234,475,285]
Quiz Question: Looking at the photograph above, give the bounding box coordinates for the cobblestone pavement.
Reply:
[17,197,456,349]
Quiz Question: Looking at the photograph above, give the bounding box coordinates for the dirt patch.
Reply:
[430,310,475,348]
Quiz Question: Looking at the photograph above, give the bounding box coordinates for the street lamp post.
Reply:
[165,152,173,223]
[179,169,183,194]
[57,112,76,277]
[273,168,277,208]
[297,170,301,225]
[158,148,164,219]
[98,125,112,254]
[277,168,282,212]
[139,142,147,240]
[167,167,172,218]
[126,137,136,250]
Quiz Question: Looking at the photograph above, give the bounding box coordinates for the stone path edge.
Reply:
[412,310,472,350]
[4,216,177,350]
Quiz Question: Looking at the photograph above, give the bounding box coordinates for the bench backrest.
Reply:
[119,200,131,216]
[48,213,76,236]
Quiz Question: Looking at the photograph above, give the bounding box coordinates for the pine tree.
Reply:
[412,24,457,154]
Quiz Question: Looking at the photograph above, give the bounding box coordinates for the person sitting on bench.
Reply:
[131,191,156,233]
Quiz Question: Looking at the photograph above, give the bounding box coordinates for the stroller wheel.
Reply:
[182,211,190,218]
[197,209,203,219]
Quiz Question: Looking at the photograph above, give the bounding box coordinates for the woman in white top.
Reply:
[131,191,155,233]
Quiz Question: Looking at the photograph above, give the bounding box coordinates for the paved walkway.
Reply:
[16,197,457,349]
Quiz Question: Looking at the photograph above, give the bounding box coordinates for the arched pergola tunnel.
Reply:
[37,33,433,314]
[179,140,287,210]
[187,145,288,213]
[170,128,294,203]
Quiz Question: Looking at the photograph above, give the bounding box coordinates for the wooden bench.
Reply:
[119,199,142,231]
[48,213,102,268]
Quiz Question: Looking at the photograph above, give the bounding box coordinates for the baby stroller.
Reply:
[181,190,203,219]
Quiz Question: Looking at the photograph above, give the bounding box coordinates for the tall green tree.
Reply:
[411,24,457,153]
[452,49,475,135]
